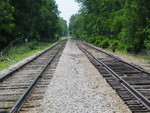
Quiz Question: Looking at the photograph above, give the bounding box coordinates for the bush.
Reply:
[101,39,110,49]
[112,40,118,46]
[145,40,150,50]
[118,43,126,50]
[4,45,30,57]
[112,40,126,50]
[88,37,96,44]
[126,46,134,53]
[81,35,88,40]
[27,40,38,50]
[16,46,30,54]
[94,40,101,45]
[98,43,102,48]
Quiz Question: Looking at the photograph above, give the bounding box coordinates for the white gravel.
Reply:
[33,38,131,113]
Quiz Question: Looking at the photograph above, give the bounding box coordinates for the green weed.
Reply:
[0,42,54,70]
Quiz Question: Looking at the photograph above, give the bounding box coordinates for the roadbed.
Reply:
[33,38,131,113]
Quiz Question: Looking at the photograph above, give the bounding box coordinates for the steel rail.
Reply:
[82,41,150,75]
[8,41,65,113]
[0,40,64,82]
[77,43,150,111]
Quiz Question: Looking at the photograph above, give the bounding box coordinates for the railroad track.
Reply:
[0,39,67,113]
[77,40,150,113]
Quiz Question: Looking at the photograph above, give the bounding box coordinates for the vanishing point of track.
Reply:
[77,40,150,113]
[1,38,150,113]
[0,39,66,113]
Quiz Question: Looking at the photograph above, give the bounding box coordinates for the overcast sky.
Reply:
[55,0,80,24]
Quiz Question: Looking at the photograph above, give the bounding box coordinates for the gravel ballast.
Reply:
[34,38,131,113]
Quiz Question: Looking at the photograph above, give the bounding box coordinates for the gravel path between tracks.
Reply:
[33,38,131,113]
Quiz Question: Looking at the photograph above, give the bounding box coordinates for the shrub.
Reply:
[88,37,96,44]
[118,43,126,50]
[145,40,150,50]
[81,35,88,40]
[4,45,30,58]
[16,46,30,54]
[101,39,110,49]
[98,43,102,48]
[126,46,134,53]
[27,40,38,50]
[113,40,126,50]
[112,40,118,46]
[94,40,101,45]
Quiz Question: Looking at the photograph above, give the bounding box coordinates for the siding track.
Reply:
[0,40,66,113]
[77,40,150,113]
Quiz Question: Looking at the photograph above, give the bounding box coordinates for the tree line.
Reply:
[0,0,67,50]
[69,0,150,53]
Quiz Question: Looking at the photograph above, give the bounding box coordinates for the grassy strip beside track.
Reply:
[0,42,55,70]
[84,39,150,62]
[116,50,150,62]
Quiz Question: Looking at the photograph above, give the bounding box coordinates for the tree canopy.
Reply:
[0,0,67,50]
[70,0,150,53]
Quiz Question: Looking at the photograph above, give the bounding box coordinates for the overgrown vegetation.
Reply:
[69,0,150,58]
[0,41,54,70]
[0,0,68,70]
[0,0,68,51]
[58,17,68,37]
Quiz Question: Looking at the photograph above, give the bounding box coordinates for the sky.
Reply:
[55,0,80,24]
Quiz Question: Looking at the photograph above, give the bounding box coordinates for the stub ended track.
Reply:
[77,40,150,113]
[0,40,66,113]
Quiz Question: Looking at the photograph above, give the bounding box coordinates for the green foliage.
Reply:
[126,46,134,53]
[58,17,68,37]
[0,0,61,50]
[27,40,38,50]
[86,36,110,49]
[144,29,150,50]
[0,0,15,48]
[94,40,101,46]
[100,39,110,49]
[0,61,15,71]
[69,14,84,38]
[0,41,53,70]
[88,37,96,44]
[114,41,125,51]
[112,40,118,46]
[5,46,30,57]
[4,40,41,57]
[145,39,150,50]
[69,0,150,54]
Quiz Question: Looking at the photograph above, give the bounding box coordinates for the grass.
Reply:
[136,55,150,62]
[116,49,150,62]
[86,38,150,62]
[91,40,150,62]
[60,37,68,39]
[0,42,55,71]
[88,40,150,62]
[0,61,15,70]
[105,48,150,62]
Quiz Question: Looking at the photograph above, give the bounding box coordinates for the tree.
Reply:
[9,0,60,42]
[0,0,15,49]
[70,0,150,53]
[58,17,68,37]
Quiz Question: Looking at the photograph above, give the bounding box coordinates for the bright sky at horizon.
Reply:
[55,0,80,24]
